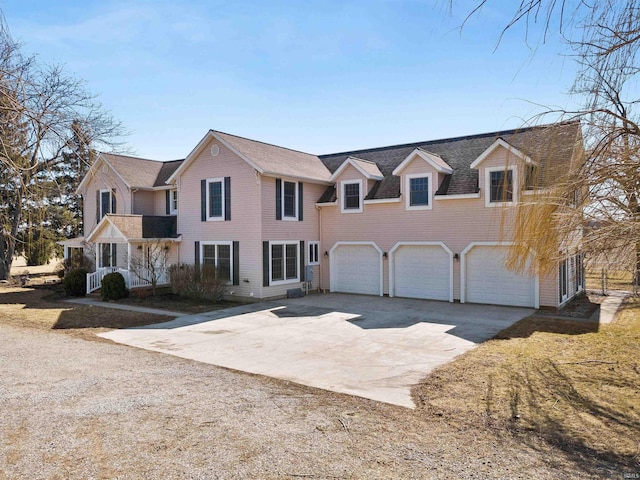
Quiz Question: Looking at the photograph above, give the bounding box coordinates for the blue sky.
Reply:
[2,0,578,160]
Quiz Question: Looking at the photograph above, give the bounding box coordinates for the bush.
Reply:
[63,269,88,297]
[169,263,227,303]
[101,272,128,301]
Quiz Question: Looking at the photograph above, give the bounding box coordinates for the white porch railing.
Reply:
[86,267,171,294]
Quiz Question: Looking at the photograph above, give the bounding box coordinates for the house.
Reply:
[68,121,584,308]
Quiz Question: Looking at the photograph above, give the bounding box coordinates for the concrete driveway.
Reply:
[100,294,533,408]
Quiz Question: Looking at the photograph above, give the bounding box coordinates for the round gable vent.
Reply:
[210,144,220,157]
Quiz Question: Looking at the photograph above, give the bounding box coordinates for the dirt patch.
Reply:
[535,292,601,319]
[110,292,245,314]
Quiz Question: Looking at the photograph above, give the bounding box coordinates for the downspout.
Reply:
[316,204,322,293]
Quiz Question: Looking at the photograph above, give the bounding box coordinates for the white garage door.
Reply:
[393,245,450,301]
[331,244,381,295]
[466,246,536,307]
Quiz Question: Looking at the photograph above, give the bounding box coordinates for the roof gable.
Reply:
[87,214,179,243]
[329,156,384,181]
[392,148,453,175]
[168,130,332,184]
[469,138,534,169]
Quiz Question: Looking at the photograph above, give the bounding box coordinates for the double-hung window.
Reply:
[341,180,362,213]
[201,241,232,282]
[270,241,299,284]
[283,181,297,219]
[99,189,114,219]
[405,173,432,210]
[206,178,224,220]
[486,167,515,206]
[170,189,178,214]
[99,243,117,268]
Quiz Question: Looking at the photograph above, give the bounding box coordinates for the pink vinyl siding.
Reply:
[82,160,131,237]
[133,190,155,215]
[320,149,559,307]
[153,189,173,216]
[175,138,264,299]
[260,176,325,296]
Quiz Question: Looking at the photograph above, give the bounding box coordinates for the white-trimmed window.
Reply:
[206,177,225,221]
[99,243,117,268]
[99,189,114,219]
[405,173,432,210]
[282,180,298,220]
[201,241,232,282]
[485,166,516,207]
[308,241,320,265]
[270,241,299,285]
[341,179,363,213]
[559,257,569,303]
[170,189,178,214]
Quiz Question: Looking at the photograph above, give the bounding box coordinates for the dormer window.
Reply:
[485,166,515,207]
[341,180,363,213]
[405,173,432,211]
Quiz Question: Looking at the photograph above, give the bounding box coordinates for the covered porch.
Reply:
[85,214,181,294]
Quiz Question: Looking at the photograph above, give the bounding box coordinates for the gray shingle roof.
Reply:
[101,153,183,189]
[214,131,331,182]
[318,121,581,200]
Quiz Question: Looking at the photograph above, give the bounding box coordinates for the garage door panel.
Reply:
[393,245,450,301]
[466,246,535,307]
[332,244,380,295]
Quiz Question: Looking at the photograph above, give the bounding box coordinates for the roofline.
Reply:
[392,148,454,175]
[76,153,131,193]
[319,120,580,159]
[261,171,333,185]
[86,215,126,243]
[329,156,384,181]
[469,138,534,169]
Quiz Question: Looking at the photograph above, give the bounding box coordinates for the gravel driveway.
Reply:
[0,322,612,479]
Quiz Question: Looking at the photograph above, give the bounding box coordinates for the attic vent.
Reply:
[102,165,108,173]
[210,145,220,157]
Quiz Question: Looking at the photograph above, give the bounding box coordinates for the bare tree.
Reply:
[456,1,640,286]
[128,242,171,295]
[0,13,124,280]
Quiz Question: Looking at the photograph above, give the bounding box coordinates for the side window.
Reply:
[405,173,432,210]
[486,167,515,206]
[308,241,320,265]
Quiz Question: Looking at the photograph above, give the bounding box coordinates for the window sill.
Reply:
[406,204,432,211]
[269,278,301,286]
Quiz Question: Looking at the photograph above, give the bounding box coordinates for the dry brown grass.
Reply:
[414,298,640,469]
[0,285,170,341]
[112,292,243,314]
[586,269,635,292]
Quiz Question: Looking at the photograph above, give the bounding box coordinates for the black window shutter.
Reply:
[194,241,200,278]
[232,241,240,286]
[298,182,304,221]
[275,179,282,220]
[96,190,100,223]
[200,179,206,221]
[224,177,231,221]
[112,243,117,267]
[300,241,305,282]
[111,189,117,214]
[263,241,270,287]
[166,190,170,215]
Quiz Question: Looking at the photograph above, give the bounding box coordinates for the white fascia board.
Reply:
[76,154,131,194]
[470,138,535,169]
[261,171,333,186]
[392,148,453,175]
[363,197,401,204]
[86,216,125,243]
[434,193,481,200]
[329,157,384,182]
[315,201,338,207]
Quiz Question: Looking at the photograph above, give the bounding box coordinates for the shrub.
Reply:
[63,269,88,297]
[169,263,227,303]
[101,272,128,301]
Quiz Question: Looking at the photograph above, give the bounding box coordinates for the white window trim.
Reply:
[340,179,363,214]
[205,177,225,221]
[405,173,433,211]
[485,166,517,207]
[170,189,178,215]
[99,189,113,218]
[308,241,320,265]
[281,180,298,221]
[269,241,300,286]
[200,241,233,283]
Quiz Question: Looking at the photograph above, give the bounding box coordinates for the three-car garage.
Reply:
[329,241,538,308]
